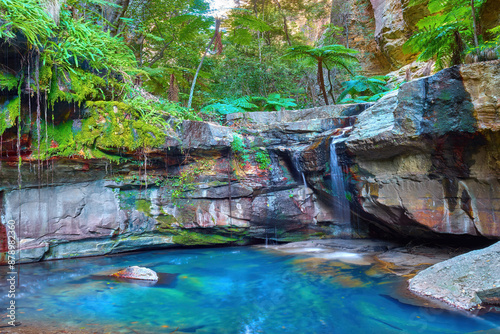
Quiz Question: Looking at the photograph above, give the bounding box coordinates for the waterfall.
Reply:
[330,137,351,231]
[292,149,308,199]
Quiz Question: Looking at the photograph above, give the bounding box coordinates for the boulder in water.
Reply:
[409,241,500,310]
[111,266,159,281]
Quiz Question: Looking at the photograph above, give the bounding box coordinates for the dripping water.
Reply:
[45,91,49,186]
[330,136,351,233]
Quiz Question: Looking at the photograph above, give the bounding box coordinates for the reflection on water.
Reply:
[1,247,499,333]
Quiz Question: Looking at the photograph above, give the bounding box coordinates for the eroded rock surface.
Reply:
[347,61,500,238]
[409,242,500,310]
[1,61,500,264]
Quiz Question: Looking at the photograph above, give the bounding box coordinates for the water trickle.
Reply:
[301,172,307,198]
[330,136,351,231]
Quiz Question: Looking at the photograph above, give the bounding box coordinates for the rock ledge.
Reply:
[409,242,500,310]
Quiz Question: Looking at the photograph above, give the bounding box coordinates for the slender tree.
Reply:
[188,18,221,109]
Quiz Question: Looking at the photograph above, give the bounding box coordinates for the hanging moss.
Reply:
[90,148,123,163]
[0,97,20,135]
[38,63,53,92]
[33,121,79,159]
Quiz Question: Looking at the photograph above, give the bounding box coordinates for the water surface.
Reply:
[1,247,500,333]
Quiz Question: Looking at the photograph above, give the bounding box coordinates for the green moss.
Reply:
[38,63,53,91]
[156,214,178,231]
[75,101,165,152]
[0,97,20,135]
[90,148,124,163]
[136,199,152,215]
[172,230,239,246]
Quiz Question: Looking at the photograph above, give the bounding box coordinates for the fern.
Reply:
[282,44,359,105]
[201,96,258,115]
[0,0,55,46]
[404,0,488,69]
[226,11,271,45]
[262,93,297,111]
[337,75,389,102]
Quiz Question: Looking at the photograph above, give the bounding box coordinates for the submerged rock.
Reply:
[111,266,159,281]
[409,241,500,310]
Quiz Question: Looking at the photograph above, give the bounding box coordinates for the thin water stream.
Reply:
[330,136,351,230]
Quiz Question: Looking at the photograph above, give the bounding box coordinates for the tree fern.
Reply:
[282,44,358,105]
[404,0,488,69]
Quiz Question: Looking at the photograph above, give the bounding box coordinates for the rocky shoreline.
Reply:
[266,238,500,312]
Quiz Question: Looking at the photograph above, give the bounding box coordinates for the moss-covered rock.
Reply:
[171,230,241,246]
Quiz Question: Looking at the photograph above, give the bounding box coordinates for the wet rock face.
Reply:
[1,62,500,264]
[0,105,365,263]
[409,241,500,310]
[347,61,500,239]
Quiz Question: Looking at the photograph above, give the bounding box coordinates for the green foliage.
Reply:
[0,72,19,90]
[201,93,297,119]
[337,75,389,103]
[404,0,488,69]
[282,44,359,73]
[231,134,247,155]
[259,93,297,111]
[32,98,189,161]
[0,0,55,45]
[78,101,165,151]
[255,148,271,170]
[465,25,500,61]
[170,159,213,205]
[225,11,271,45]
[0,96,19,135]
[47,67,107,106]
[36,121,79,159]
[202,96,258,116]
[209,43,309,107]
[282,44,359,105]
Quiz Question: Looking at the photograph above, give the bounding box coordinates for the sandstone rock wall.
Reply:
[346,61,500,238]
[1,61,500,264]
[0,110,362,263]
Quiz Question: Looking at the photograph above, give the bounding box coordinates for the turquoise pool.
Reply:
[1,247,499,333]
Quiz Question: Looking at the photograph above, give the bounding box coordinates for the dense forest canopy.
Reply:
[0,0,498,162]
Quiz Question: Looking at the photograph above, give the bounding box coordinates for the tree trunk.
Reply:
[317,60,329,105]
[345,16,349,48]
[327,68,336,104]
[252,0,262,62]
[452,30,465,66]
[187,19,221,109]
[470,0,479,49]
[273,0,292,46]
[110,0,130,36]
